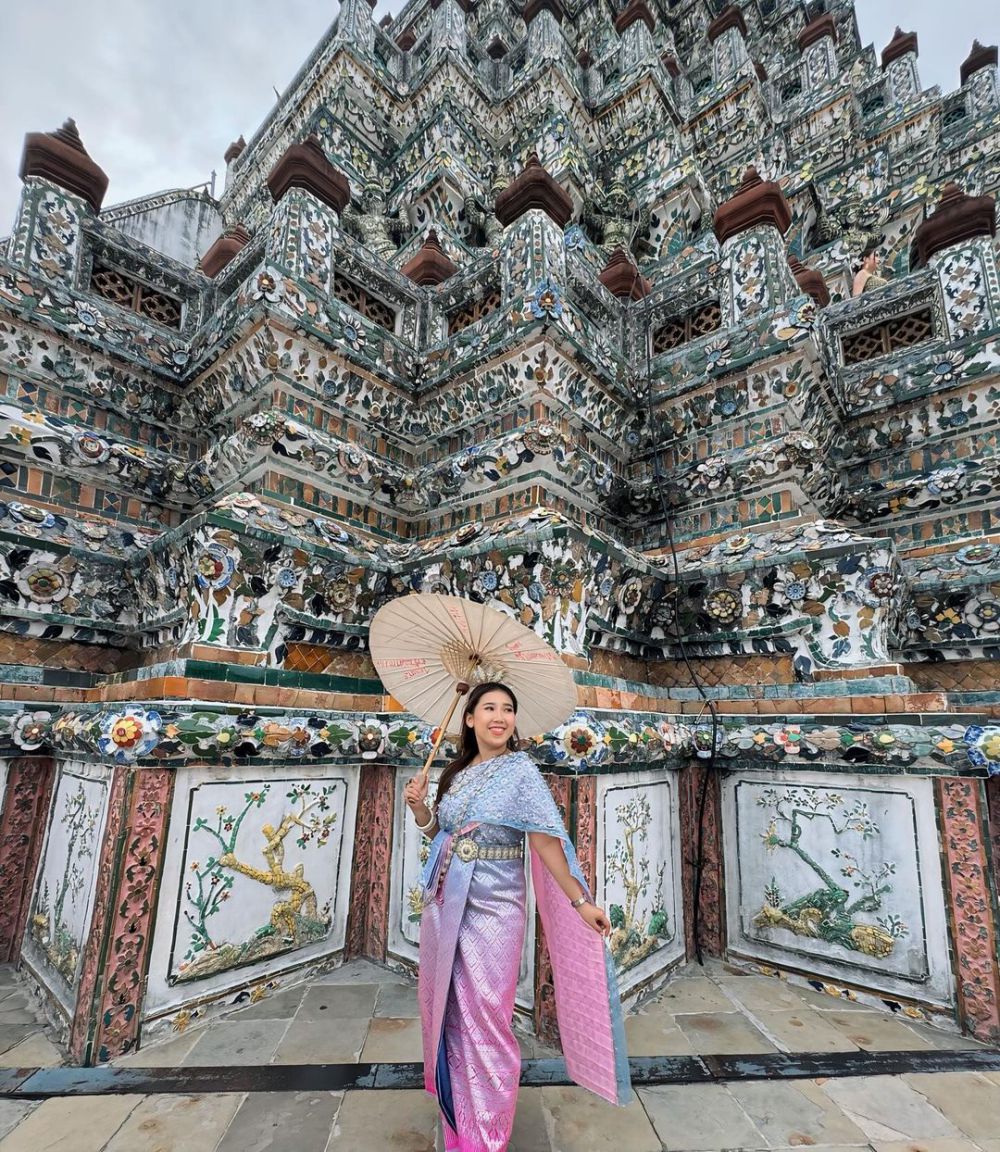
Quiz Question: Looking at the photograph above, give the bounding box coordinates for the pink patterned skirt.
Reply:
[419,850,527,1152]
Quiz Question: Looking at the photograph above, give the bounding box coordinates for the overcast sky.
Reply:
[0,2,994,232]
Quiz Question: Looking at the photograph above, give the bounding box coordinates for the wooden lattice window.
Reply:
[89,263,183,329]
[332,271,396,331]
[652,300,721,353]
[841,308,934,365]
[447,286,501,336]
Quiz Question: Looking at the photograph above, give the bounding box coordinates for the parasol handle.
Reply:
[418,681,470,783]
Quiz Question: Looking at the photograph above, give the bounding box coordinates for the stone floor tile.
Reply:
[103,1093,242,1152]
[182,1019,287,1066]
[729,1078,869,1147]
[510,1087,551,1152]
[651,974,737,1015]
[515,1031,560,1059]
[297,983,379,1021]
[541,1085,660,1151]
[624,1009,696,1057]
[0,1101,36,1143]
[374,981,420,1018]
[638,1083,765,1151]
[901,1022,989,1050]
[0,969,20,988]
[312,959,407,986]
[674,1010,778,1054]
[0,1095,138,1152]
[224,985,308,1021]
[819,1076,964,1142]
[714,973,821,1014]
[0,1033,63,1067]
[271,1016,369,1063]
[752,1008,862,1053]
[360,1017,423,1062]
[327,1087,438,1151]
[0,1006,41,1026]
[869,1143,988,1152]
[0,1025,42,1057]
[214,1090,343,1152]
[790,985,876,1013]
[902,1071,1000,1143]
[822,1011,934,1051]
[114,1028,201,1067]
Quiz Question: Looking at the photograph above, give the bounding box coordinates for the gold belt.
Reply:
[452,837,524,863]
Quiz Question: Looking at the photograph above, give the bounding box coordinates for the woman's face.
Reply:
[466,689,516,758]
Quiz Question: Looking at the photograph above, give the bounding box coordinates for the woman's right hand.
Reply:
[404,773,429,810]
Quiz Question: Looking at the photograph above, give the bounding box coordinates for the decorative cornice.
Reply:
[913,182,997,267]
[788,255,830,307]
[598,248,651,300]
[881,26,918,68]
[707,4,747,43]
[522,0,564,24]
[713,166,792,243]
[797,13,837,52]
[614,0,655,36]
[400,230,459,286]
[494,153,573,228]
[961,40,998,85]
[266,136,351,212]
[199,225,252,279]
[19,119,109,212]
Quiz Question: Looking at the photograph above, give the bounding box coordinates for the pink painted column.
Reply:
[0,757,55,962]
[937,777,1000,1045]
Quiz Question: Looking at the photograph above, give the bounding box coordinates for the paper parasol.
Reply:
[369,593,577,778]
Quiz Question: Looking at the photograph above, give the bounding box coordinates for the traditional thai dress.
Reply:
[418,750,631,1152]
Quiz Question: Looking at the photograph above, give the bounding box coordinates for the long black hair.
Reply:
[435,681,519,804]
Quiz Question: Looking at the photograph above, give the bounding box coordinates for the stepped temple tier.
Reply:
[0,0,998,1066]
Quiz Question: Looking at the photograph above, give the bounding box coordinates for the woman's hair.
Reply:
[434,681,519,804]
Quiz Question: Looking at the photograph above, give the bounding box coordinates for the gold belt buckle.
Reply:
[455,838,478,863]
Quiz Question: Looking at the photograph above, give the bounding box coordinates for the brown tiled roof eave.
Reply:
[913,183,997,267]
[713,166,792,243]
[19,120,109,213]
[494,154,573,228]
[266,137,351,212]
[522,0,564,23]
[797,13,837,53]
[598,248,651,300]
[614,0,655,36]
[881,27,918,68]
[401,230,460,286]
[707,4,747,44]
[961,40,998,85]
[199,225,252,279]
[788,255,830,307]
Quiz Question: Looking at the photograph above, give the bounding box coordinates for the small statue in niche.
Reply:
[342,177,409,259]
[581,173,652,257]
[851,238,890,297]
[463,159,509,249]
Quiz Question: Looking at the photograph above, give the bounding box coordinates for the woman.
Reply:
[852,243,889,297]
[404,682,631,1152]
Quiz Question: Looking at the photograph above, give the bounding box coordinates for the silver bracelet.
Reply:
[570,894,589,909]
[413,809,436,832]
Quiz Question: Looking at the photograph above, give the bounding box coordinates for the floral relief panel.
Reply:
[388,770,537,1011]
[597,770,684,996]
[723,770,954,1006]
[143,765,357,1017]
[22,761,110,1014]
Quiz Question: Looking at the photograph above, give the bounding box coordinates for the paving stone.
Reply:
[0,1007,41,1026]
[510,1087,551,1152]
[638,1083,765,1151]
[0,1033,63,1067]
[0,1025,42,1057]
[297,983,379,1021]
[0,970,21,989]
[0,1095,138,1152]
[312,960,407,986]
[902,1071,1000,1143]
[653,974,737,1014]
[819,1076,964,1142]
[541,1085,660,1151]
[360,1017,423,1062]
[900,1022,989,1050]
[674,1010,778,1054]
[214,1090,343,1152]
[822,1011,935,1051]
[624,1009,696,1056]
[225,985,308,1021]
[869,1142,990,1152]
[182,1019,287,1066]
[715,973,821,1013]
[114,1028,201,1067]
[752,1008,862,1053]
[103,1093,242,1152]
[0,1101,37,1143]
[729,1078,868,1147]
[271,1016,369,1063]
[374,981,420,1018]
[327,1088,437,1151]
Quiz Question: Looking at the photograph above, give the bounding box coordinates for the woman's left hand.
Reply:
[576,903,612,937]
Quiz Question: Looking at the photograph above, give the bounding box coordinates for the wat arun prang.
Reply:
[1,0,998,1065]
